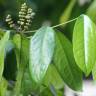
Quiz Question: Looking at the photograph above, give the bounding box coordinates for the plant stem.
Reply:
[13,70,24,96]
[24,17,78,33]
[13,33,25,96]
[52,18,77,28]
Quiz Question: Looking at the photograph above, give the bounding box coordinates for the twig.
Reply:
[23,17,78,33]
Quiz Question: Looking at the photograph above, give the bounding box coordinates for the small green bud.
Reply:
[20,22,24,25]
[22,3,27,6]
[17,21,20,24]
[21,3,27,10]
[24,26,28,30]
[21,9,27,12]
[6,18,11,22]
[19,15,25,18]
[19,12,26,15]
[25,15,31,19]
[6,14,11,19]
[6,14,12,22]
[8,21,13,24]
[28,8,32,13]
[26,23,30,26]
[20,18,25,21]
[27,20,31,23]
[9,24,15,28]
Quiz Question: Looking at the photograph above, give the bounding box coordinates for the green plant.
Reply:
[0,2,96,96]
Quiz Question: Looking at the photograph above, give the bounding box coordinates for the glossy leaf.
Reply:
[0,31,10,82]
[53,31,82,91]
[29,26,55,82]
[43,64,64,90]
[73,15,96,76]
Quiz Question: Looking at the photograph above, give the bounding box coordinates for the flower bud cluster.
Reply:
[6,14,15,28]
[24,8,35,30]
[6,3,35,32]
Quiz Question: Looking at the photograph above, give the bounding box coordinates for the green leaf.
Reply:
[21,68,38,96]
[13,34,29,96]
[86,0,96,23]
[13,34,21,70]
[5,40,14,53]
[0,78,8,96]
[0,31,10,82]
[43,64,64,90]
[13,34,29,69]
[29,26,55,83]
[53,31,82,91]
[0,29,4,39]
[40,87,53,96]
[73,14,96,76]
[92,63,96,80]
[40,86,64,96]
[60,0,76,26]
